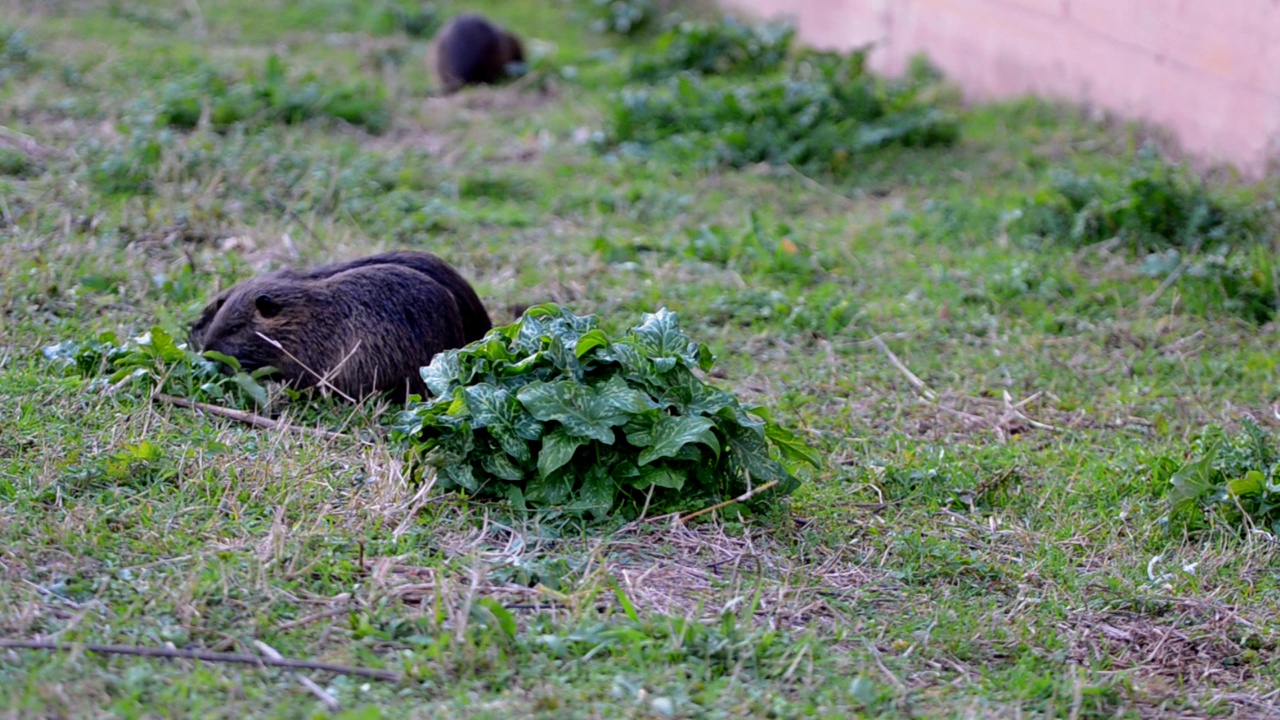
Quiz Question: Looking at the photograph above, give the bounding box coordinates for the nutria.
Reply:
[189,251,492,351]
[434,13,525,94]
[188,254,489,401]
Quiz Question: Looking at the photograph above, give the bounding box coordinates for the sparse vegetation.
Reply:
[153,55,389,133]
[3,1,1280,717]
[1010,158,1277,322]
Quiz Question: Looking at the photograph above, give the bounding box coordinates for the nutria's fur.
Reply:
[434,13,525,94]
[188,253,491,401]
[189,251,492,352]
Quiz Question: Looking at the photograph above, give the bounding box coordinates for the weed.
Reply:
[43,326,272,409]
[1009,160,1264,254]
[1161,419,1280,537]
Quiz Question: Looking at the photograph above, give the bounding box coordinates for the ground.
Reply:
[2,0,1280,718]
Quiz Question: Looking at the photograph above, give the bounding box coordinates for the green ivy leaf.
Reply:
[517,380,630,444]
[568,465,616,518]
[539,427,586,478]
[525,468,574,505]
[575,329,611,358]
[422,351,466,397]
[482,451,526,481]
[440,462,480,492]
[636,463,687,490]
[631,308,701,370]
[631,415,717,466]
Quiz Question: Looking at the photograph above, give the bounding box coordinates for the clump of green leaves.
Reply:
[1160,419,1280,537]
[578,0,658,37]
[392,305,820,520]
[1009,162,1263,254]
[606,50,958,175]
[628,18,794,80]
[156,55,389,134]
[0,27,36,83]
[0,147,38,177]
[374,1,440,38]
[43,326,271,409]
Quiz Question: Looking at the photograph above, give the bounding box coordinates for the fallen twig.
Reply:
[254,640,340,710]
[0,639,400,681]
[679,480,779,525]
[154,394,349,441]
[871,336,936,401]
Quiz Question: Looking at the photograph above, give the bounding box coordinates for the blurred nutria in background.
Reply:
[433,13,526,94]
[188,251,492,402]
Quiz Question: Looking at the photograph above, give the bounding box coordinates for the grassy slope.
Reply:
[2,1,1279,717]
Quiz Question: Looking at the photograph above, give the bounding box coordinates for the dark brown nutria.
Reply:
[188,254,490,401]
[434,13,525,94]
[189,251,492,352]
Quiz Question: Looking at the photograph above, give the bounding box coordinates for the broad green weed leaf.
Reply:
[201,350,242,371]
[230,372,268,407]
[1227,470,1266,497]
[765,423,822,469]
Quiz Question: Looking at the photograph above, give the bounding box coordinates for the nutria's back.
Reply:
[191,260,477,401]
[435,13,525,94]
[189,250,491,352]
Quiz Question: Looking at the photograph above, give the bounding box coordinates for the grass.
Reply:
[3,0,1280,717]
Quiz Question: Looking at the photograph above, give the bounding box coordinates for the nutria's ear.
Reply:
[254,294,283,318]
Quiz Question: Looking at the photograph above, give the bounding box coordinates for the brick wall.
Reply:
[719,0,1280,178]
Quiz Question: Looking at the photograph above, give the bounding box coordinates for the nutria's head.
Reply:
[498,30,524,69]
[187,288,232,351]
[196,275,318,381]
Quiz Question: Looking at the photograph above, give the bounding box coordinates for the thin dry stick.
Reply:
[254,640,340,711]
[1140,257,1189,309]
[871,336,937,401]
[277,606,351,632]
[0,639,400,681]
[155,394,349,441]
[678,481,780,525]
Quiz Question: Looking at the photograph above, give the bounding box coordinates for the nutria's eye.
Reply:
[255,294,283,318]
[214,298,225,312]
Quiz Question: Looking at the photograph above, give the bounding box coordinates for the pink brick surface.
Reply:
[721,0,1280,177]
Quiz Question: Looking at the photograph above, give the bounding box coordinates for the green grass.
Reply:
[4,1,1280,717]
